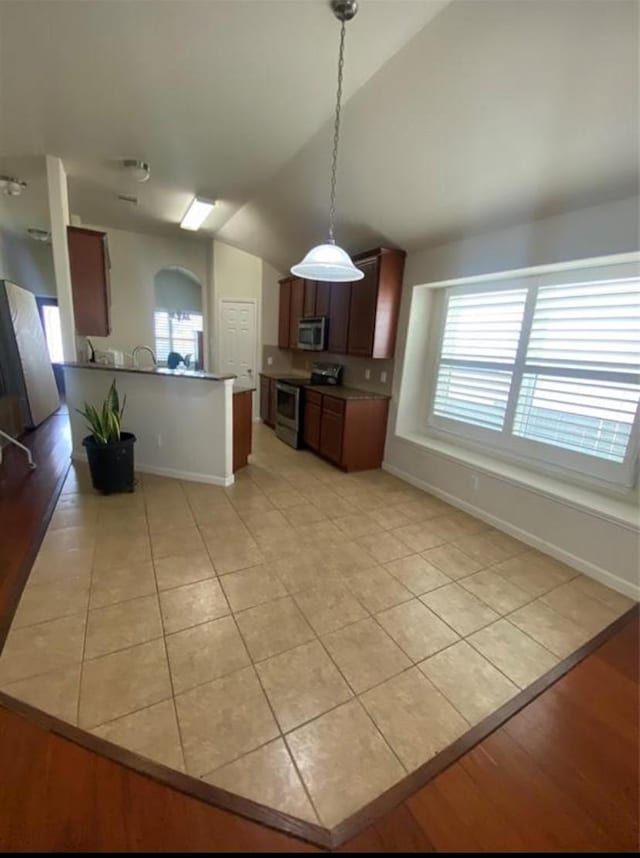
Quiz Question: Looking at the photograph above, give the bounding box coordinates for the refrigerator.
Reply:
[0,280,60,428]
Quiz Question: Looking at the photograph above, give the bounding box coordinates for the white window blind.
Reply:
[428,264,640,488]
[154,311,203,365]
[433,289,527,431]
[513,280,639,463]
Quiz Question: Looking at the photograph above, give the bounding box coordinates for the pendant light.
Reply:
[291,0,363,283]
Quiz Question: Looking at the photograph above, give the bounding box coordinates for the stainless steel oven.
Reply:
[297,316,327,351]
[275,380,304,448]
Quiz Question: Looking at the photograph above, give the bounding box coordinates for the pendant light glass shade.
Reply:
[291,242,363,282]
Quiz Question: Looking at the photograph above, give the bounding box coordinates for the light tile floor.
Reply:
[1,424,635,829]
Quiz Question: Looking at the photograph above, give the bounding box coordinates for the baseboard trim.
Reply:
[383,460,640,601]
[70,452,234,488]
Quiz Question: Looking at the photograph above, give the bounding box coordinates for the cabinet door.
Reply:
[260,376,272,425]
[303,401,321,450]
[328,283,350,354]
[319,408,344,464]
[289,277,305,348]
[67,226,111,336]
[278,279,292,348]
[233,390,252,472]
[269,378,277,426]
[315,281,331,317]
[303,280,316,317]
[347,258,378,356]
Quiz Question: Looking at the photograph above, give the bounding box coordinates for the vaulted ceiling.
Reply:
[0,0,637,271]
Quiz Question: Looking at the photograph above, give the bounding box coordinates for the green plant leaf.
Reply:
[77,379,124,445]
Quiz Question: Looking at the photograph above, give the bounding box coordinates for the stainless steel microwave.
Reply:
[297,316,327,351]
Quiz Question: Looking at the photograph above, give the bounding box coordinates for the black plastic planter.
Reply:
[82,432,136,494]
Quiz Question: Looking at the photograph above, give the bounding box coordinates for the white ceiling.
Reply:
[0,0,637,272]
[0,0,445,237]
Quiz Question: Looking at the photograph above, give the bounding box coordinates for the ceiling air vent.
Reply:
[117,193,138,205]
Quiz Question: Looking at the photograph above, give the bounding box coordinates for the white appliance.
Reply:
[0,280,60,428]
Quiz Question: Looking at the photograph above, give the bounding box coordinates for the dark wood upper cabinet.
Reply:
[315,281,331,317]
[348,248,406,359]
[303,279,316,317]
[347,258,378,356]
[278,278,292,348]
[288,277,305,349]
[327,282,350,354]
[67,226,111,336]
[277,248,405,357]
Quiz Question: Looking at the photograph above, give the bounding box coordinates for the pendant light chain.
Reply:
[328,17,346,244]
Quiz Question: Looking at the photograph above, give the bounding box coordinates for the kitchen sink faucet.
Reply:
[132,345,157,368]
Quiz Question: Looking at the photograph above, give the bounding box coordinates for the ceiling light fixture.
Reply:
[117,193,139,205]
[122,159,151,183]
[180,196,216,231]
[27,228,51,243]
[291,0,363,283]
[0,175,27,197]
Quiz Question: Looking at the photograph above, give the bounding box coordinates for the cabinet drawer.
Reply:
[322,395,345,415]
[305,389,322,406]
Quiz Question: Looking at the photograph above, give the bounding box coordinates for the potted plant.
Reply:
[77,379,136,494]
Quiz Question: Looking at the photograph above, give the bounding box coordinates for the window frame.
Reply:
[425,259,640,492]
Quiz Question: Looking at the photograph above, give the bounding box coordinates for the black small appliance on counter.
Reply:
[274,362,343,449]
[309,362,343,386]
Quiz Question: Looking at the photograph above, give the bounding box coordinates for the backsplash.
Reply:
[261,346,394,395]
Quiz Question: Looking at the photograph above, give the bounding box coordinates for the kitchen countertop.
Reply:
[303,384,390,401]
[259,369,390,399]
[259,369,309,380]
[61,362,235,382]
[233,380,256,393]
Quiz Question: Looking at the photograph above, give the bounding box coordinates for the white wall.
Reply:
[64,366,234,485]
[261,260,282,347]
[210,240,266,411]
[87,225,208,358]
[0,230,56,297]
[154,267,202,314]
[46,154,76,361]
[386,196,640,598]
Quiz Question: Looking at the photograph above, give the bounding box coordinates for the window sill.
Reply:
[394,429,639,531]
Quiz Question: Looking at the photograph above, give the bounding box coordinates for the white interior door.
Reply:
[219,300,257,386]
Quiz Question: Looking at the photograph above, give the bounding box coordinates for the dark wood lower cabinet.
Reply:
[259,375,276,427]
[340,398,389,471]
[232,390,252,472]
[319,407,344,464]
[308,391,389,471]
[303,401,321,451]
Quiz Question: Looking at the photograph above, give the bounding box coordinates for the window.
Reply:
[428,261,640,488]
[37,298,64,363]
[154,310,203,365]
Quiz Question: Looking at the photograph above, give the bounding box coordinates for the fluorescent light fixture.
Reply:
[180,196,215,231]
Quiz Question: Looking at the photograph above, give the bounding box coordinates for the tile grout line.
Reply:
[74,510,98,729]
[222,591,325,828]
[144,485,191,776]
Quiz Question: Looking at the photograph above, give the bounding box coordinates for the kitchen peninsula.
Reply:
[62,363,253,486]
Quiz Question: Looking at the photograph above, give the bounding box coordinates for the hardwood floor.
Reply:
[0,411,637,852]
[0,612,636,852]
[0,410,70,649]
